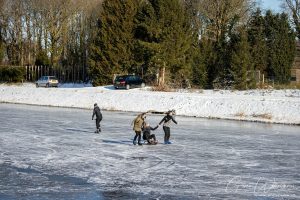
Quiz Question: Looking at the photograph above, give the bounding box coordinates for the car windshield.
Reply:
[49,76,57,80]
[115,76,126,81]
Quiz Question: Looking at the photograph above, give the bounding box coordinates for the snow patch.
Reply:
[0,83,299,124]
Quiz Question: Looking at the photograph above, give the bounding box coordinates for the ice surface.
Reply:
[0,104,299,199]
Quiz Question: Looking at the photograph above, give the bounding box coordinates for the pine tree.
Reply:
[88,0,139,86]
[135,0,195,86]
[265,11,296,84]
[191,40,208,88]
[35,50,50,66]
[0,40,4,63]
[209,34,231,89]
[265,10,278,81]
[276,13,296,83]
[230,29,251,90]
[247,9,267,74]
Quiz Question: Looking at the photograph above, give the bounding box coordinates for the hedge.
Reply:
[0,66,25,82]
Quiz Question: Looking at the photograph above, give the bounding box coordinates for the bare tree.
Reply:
[0,0,101,82]
[284,0,300,38]
[197,0,255,41]
[4,1,25,65]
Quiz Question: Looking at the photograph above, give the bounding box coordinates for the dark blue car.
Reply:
[114,75,145,90]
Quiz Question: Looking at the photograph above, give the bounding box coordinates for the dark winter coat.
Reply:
[159,115,177,127]
[142,125,158,140]
[92,106,102,120]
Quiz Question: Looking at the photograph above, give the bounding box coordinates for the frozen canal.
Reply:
[0,103,299,200]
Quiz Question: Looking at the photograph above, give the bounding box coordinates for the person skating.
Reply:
[142,122,159,145]
[159,110,177,144]
[132,113,146,145]
[92,103,102,133]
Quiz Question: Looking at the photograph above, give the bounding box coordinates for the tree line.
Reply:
[0,0,298,89]
[0,0,101,82]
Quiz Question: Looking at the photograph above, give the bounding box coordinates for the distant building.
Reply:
[291,42,300,83]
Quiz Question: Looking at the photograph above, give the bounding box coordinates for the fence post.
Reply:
[32,65,34,81]
[31,66,33,81]
[29,66,31,81]
[38,66,40,79]
[25,66,28,81]
[34,65,36,81]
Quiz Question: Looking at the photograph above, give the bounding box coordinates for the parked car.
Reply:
[114,75,145,89]
[36,76,59,88]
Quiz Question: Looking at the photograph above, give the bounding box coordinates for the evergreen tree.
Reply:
[265,11,296,84]
[247,9,267,74]
[209,34,231,89]
[135,0,195,86]
[88,0,139,86]
[0,41,4,63]
[204,14,241,89]
[35,50,50,66]
[229,29,252,90]
[265,10,277,80]
[196,35,229,89]
[276,13,296,84]
[191,40,208,88]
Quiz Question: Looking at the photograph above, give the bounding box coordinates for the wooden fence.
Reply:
[25,65,88,83]
[291,69,300,83]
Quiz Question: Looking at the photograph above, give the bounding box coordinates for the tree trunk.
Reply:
[158,65,165,86]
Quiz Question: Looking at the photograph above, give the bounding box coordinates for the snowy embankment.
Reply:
[0,83,300,125]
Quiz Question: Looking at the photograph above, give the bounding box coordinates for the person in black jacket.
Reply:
[142,122,159,145]
[92,103,102,133]
[159,110,177,144]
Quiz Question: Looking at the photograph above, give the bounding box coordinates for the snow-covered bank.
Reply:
[0,83,300,125]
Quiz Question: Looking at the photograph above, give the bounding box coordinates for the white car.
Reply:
[36,76,59,88]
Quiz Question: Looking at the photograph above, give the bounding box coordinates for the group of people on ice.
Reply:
[92,103,178,145]
[132,110,177,145]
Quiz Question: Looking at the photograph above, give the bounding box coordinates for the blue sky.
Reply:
[258,0,283,12]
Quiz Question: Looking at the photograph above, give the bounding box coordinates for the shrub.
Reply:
[151,84,173,92]
[0,66,25,82]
